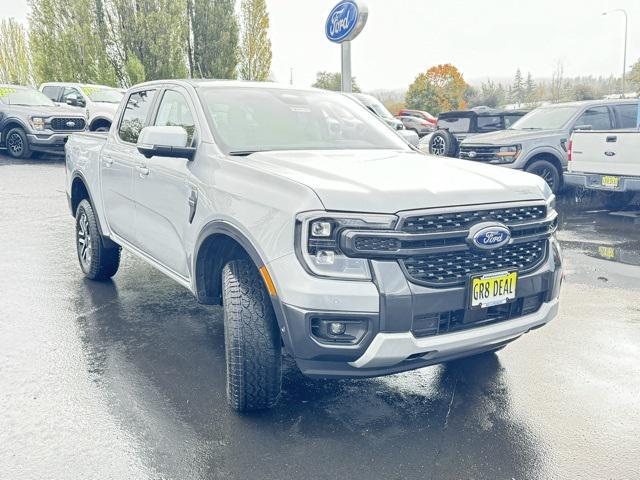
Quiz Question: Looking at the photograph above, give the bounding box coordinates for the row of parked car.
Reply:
[0,82,123,159]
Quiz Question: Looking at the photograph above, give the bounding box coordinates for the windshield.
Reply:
[82,86,123,104]
[510,106,579,130]
[0,87,54,106]
[199,87,409,154]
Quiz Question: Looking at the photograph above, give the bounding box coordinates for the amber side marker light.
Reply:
[259,266,277,297]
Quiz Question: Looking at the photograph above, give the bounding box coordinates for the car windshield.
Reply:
[199,87,409,154]
[0,87,54,106]
[510,106,580,130]
[82,86,123,104]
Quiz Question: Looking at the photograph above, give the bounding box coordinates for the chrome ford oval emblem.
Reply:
[469,223,511,250]
[467,151,477,158]
[66,121,76,127]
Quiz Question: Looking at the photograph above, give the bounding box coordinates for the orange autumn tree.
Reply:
[405,64,468,115]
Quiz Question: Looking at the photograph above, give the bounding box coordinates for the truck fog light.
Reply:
[315,250,335,265]
[328,322,346,335]
[311,221,332,237]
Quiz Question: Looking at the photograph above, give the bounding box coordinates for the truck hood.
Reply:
[461,128,565,145]
[6,104,86,118]
[246,150,547,213]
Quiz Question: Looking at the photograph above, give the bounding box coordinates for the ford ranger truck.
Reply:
[565,127,639,210]
[1,84,87,159]
[65,80,562,411]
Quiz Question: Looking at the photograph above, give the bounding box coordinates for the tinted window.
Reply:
[154,90,196,145]
[437,117,470,133]
[61,87,85,106]
[118,90,157,143]
[476,115,502,132]
[613,104,638,129]
[41,86,61,101]
[503,114,522,128]
[575,106,611,130]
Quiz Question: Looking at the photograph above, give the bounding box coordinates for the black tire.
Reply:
[429,130,457,157]
[5,127,31,159]
[526,159,561,194]
[92,123,111,132]
[601,191,635,211]
[222,259,282,412]
[75,199,121,280]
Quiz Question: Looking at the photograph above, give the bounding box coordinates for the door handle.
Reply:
[136,165,149,177]
[606,136,617,143]
[103,155,114,167]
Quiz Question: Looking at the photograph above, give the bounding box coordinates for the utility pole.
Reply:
[603,9,628,98]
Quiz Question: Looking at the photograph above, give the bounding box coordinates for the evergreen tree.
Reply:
[524,72,535,103]
[189,0,238,79]
[0,18,31,85]
[239,0,272,81]
[512,68,525,106]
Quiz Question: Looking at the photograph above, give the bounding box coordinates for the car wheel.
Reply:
[429,130,457,157]
[222,258,282,412]
[75,199,121,280]
[93,124,111,132]
[526,160,561,194]
[601,191,635,211]
[5,127,31,159]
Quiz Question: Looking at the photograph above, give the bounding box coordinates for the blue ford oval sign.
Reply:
[325,1,368,43]
[470,224,511,250]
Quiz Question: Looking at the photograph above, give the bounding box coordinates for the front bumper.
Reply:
[26,132,79,153]
[564,172,640,192]
[270,238,563,379]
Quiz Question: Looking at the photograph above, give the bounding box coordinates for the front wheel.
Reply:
[75,199,121,280]
[222,259,282,412]
[526,160,561,194]
[5,127,31,159]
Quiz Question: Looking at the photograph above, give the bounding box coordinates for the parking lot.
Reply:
[1,152,639,480]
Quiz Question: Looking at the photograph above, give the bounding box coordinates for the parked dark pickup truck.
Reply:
[0,85,87,159]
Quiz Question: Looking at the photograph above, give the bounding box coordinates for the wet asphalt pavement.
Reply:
[1,152,639,480]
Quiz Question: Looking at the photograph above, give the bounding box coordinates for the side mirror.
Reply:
[66,94,79,106]
[136,126,195,160]
[397,129,419,146]
[573,124,592,131]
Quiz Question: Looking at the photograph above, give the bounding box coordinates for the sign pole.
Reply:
[341,41,352,93]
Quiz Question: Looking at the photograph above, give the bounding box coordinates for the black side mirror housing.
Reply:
[137,144,196,160]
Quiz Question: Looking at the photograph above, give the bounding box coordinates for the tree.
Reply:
[511,68,525,106]
[189,0,238,79]
[29,0,117,85]
[550,60,564,103]
[524,72,536,104]
[239,0,272,81]
[312,71,361,92]
[572,84,596,101]
[0,18,31,85]
[105,0,189,85]
[467,80,506,108]
[405,64,468,115]
[628,59,640,92]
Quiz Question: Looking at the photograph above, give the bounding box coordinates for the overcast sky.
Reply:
[4,0,639,90]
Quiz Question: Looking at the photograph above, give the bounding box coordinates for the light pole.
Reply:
[603,9,628,98]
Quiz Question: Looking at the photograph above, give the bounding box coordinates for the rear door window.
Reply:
[437,117,470,133]
[476,115,502,132]
[612,104,638,129]
[575,106,612,130]
[118,89,157,144]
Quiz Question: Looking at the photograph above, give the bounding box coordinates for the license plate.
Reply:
[601,176,620,188]
[470,271,518,309]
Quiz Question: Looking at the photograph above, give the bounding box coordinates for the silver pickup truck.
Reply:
[65,80,562,411]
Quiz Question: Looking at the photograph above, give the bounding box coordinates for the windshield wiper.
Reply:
[228,150,271,156]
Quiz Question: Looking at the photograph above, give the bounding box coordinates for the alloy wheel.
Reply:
[77,212,92,269]
[431,136,446,156]
[7,132,24,156]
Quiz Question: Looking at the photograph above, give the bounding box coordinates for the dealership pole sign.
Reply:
[325,1,368,93]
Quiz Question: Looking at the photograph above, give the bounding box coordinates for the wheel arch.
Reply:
[89,117,112,131]
[524,150,563,173]
[1,119,29,144]
[70,172,109,239]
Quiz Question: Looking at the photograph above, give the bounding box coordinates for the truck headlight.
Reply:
[296,212,397,280]
[492,145,521,163]
[30,117,46,131]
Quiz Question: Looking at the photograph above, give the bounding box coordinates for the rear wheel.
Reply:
[5,127,31,159]
[429,130,457,157]
[75,199,121,280]
[526,159,561,194]
[222,259,282,412]
[601,191,635,211]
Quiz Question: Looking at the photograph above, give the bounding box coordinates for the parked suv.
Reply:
[40,82,123,132]
[425,107,526,157]
[458,100,638,193]
[0,84,87,159]
[66,80,562,411]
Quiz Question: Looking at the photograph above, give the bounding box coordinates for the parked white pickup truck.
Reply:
[65,80,562,411]
[565,127,640,209]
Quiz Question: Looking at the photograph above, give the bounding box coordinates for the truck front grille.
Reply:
[459,145,501,162]
[412,293,545,338]
[50,117,86,131]
[400,205,547,234]
[401,239,547,287]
